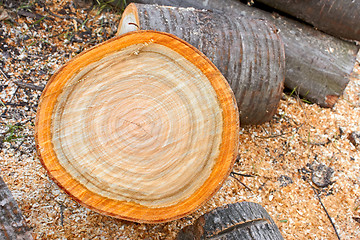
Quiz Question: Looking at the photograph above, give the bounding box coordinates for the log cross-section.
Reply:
[35,31,239,223]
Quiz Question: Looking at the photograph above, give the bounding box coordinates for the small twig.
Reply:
[44,6,83,25]
[302,138,331,146]
[3,103,29,107]
[310,183,341,240]
[60,202,64,227]
[17,9,48,20]
[9,86,19,103]
[256,132,292,139]
[231,171,255,178]
[256,123,303,139]
[14,81,44,91]
[230,174,252,192]
[261,125,269,134]
[14,140,25,152]
[0,68,9,81]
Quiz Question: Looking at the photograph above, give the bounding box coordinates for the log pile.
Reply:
[116,0,359,108]
[118,3,286,125]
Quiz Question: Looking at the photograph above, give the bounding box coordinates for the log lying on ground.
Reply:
[0,175,33,240]
[255,0,360,41]
[176,201,283,240]
[118,0,359,108]
[119,3,286,125]
[35,31,239,223]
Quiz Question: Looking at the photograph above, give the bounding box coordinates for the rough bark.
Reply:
[117,0,359,108]
[176,201,283,240]
[119,4,286,125]
[255,0,360,41]
[0,176,33,240]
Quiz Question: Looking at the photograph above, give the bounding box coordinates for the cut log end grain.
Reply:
[35,31,239,223]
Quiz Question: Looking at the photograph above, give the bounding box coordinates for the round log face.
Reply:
[35,31,239,223]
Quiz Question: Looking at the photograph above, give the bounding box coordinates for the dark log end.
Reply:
[325,95,339,108]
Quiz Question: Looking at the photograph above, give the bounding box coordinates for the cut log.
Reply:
[119,0,359,108]
[176,201,284,240]
[35,31,239,223]
[119,3,286,125]
[255,0,360,41]
[0,175,33,240]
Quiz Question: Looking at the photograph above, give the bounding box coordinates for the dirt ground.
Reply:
[0,0,359,239]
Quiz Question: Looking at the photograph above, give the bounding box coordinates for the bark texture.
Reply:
[120,4,286,125]
[0,176,33,240]
[176,201,283,240]
[118,0,359,108]
[256,0,360,41]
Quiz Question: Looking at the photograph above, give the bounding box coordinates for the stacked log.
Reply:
[35,31,239,223]
[176,202,284,240]
[117,0,359,108]
[118,3,286,125]
[0,176,33,239]
[255,0,360,41]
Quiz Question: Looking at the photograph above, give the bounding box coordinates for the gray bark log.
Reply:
[117,0,359,108]
[255,0,360,41]
[176,201,284,240]
[0,176,33,240]
[125,4,285,125]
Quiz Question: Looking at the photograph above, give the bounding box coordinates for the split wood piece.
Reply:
[255,0,360,41]
[118,3,286,125]
[120,0,359,108]
[176,201,283,240]
[35,31,239,223]
[0,175,33,240]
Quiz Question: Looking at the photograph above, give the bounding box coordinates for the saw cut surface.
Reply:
[35,31,239,222]
[52,43,223,207]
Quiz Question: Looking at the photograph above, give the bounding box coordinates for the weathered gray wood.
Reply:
[0,176,33,240]
[118,0,359,108]
[176,201,283,240]
[255,0,360,41]
[120,4,285,125]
